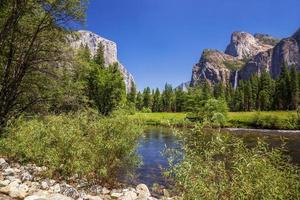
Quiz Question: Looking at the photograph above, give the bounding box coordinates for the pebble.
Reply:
[0,158,174,200]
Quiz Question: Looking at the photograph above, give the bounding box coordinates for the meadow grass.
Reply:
[133,111,299,129]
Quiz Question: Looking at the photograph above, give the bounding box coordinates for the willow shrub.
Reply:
[166,126,300,200]
[0,110,143,183]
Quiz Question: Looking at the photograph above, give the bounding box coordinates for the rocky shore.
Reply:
[0,158,174,200]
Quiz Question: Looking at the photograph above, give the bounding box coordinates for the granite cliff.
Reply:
[190,28,300,88]
[71,30,135,92]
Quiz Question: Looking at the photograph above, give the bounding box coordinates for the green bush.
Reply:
[187,98,228,127]
[251,113,299,130]
[0,111,143,183]
[166,125,300,199]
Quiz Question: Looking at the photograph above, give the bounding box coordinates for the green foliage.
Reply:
[152,88,162,112]
[87,62,126,116]
[162,84,175,112]
[142,87,153,109]
[93,43,106,67]
[0,111,143,183]
[141,107,152,113]
[188,98,228,127]
[0,0,87,127]
[127,80,137,104]
[166,126,300,200]
[223,59,245,71]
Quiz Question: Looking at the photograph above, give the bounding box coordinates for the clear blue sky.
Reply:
[83,0,300,90]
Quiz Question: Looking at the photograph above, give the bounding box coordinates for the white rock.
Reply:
[110,192,123,198]
[25,190,73,200]
[0,181,29,199]
[101,187,110,195]
[50,183,61,193]
[85,194,103,200]
[21,171,33,182]
[120,191,137,200]
[41,181,49,190]
[136,184,151,198]
[0,158,9,170]
[0,180,10,187]
[3,168,14,176]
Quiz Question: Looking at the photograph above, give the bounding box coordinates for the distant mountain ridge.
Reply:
[71,30,135,92]
[189,28,300,88]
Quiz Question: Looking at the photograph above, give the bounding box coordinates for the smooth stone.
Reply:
[24,190,73,200]
[136,184,151,198]
[101,187,110,195]
[3,168,14,176]
[0,180,10,187]
[85,194,103,200]
[110,192,123,198]
[120,191,137,200]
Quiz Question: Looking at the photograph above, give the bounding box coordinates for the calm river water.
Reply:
[126,127,300,188]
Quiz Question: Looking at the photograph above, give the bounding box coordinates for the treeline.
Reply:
[129,65,300,112]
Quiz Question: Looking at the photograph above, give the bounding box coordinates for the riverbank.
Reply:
[0,158,174,200]
[132,111,299,130]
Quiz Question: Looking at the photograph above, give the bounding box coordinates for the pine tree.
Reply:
[243,81,252,111]
[136,92,143,111]
[213,82,225,99]
[275,65,291,110]
[127,80,137,104]
[162,83,175,112]
[93,43,105,67]
[250,75,259,110]
[175,89,186,112]
[202,80,212,100]
[142,87,152,109]
[258,71,274,110]
[87,63,126,116]
[290,65,299,110]
[152,88,161,112]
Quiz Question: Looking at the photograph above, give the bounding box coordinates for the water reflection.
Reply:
[123,127,300,188]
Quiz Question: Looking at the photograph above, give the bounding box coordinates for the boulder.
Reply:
[24,190,73,200]
[136,184,151,198]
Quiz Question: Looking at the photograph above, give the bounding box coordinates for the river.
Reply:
[124,127,300,189]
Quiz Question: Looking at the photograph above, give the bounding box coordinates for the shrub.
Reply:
[187,98,228,127]
[0,111,143,183]
[166,125,300,199]
[141,107,152,113]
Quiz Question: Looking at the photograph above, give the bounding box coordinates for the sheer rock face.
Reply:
[191,49,238,86]
[225,31,274,59]
[239,48,274,80]
[71,30,135,92]
[190,29,300,87]
[240,29,300,80]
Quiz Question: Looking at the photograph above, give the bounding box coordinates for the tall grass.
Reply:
[0,111,143,184]
[166,125,300,199]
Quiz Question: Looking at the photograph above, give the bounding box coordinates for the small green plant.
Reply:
[0,110,143,183]
[166,125,300,200]
[187,98,228,127]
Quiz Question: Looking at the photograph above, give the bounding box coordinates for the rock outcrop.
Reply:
[191,49,244,86]
[225,31,274,59]
[190,28,300,87]
[240,28,300,80]
[71,30,135,92]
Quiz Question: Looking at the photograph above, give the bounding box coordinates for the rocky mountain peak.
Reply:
[293,28,300,43]
[225,31,274,59]
[71,30,135,92]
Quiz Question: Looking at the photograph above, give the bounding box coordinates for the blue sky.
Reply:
[83,0,300,90]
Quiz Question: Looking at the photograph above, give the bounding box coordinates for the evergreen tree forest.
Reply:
[131,65,300,113]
